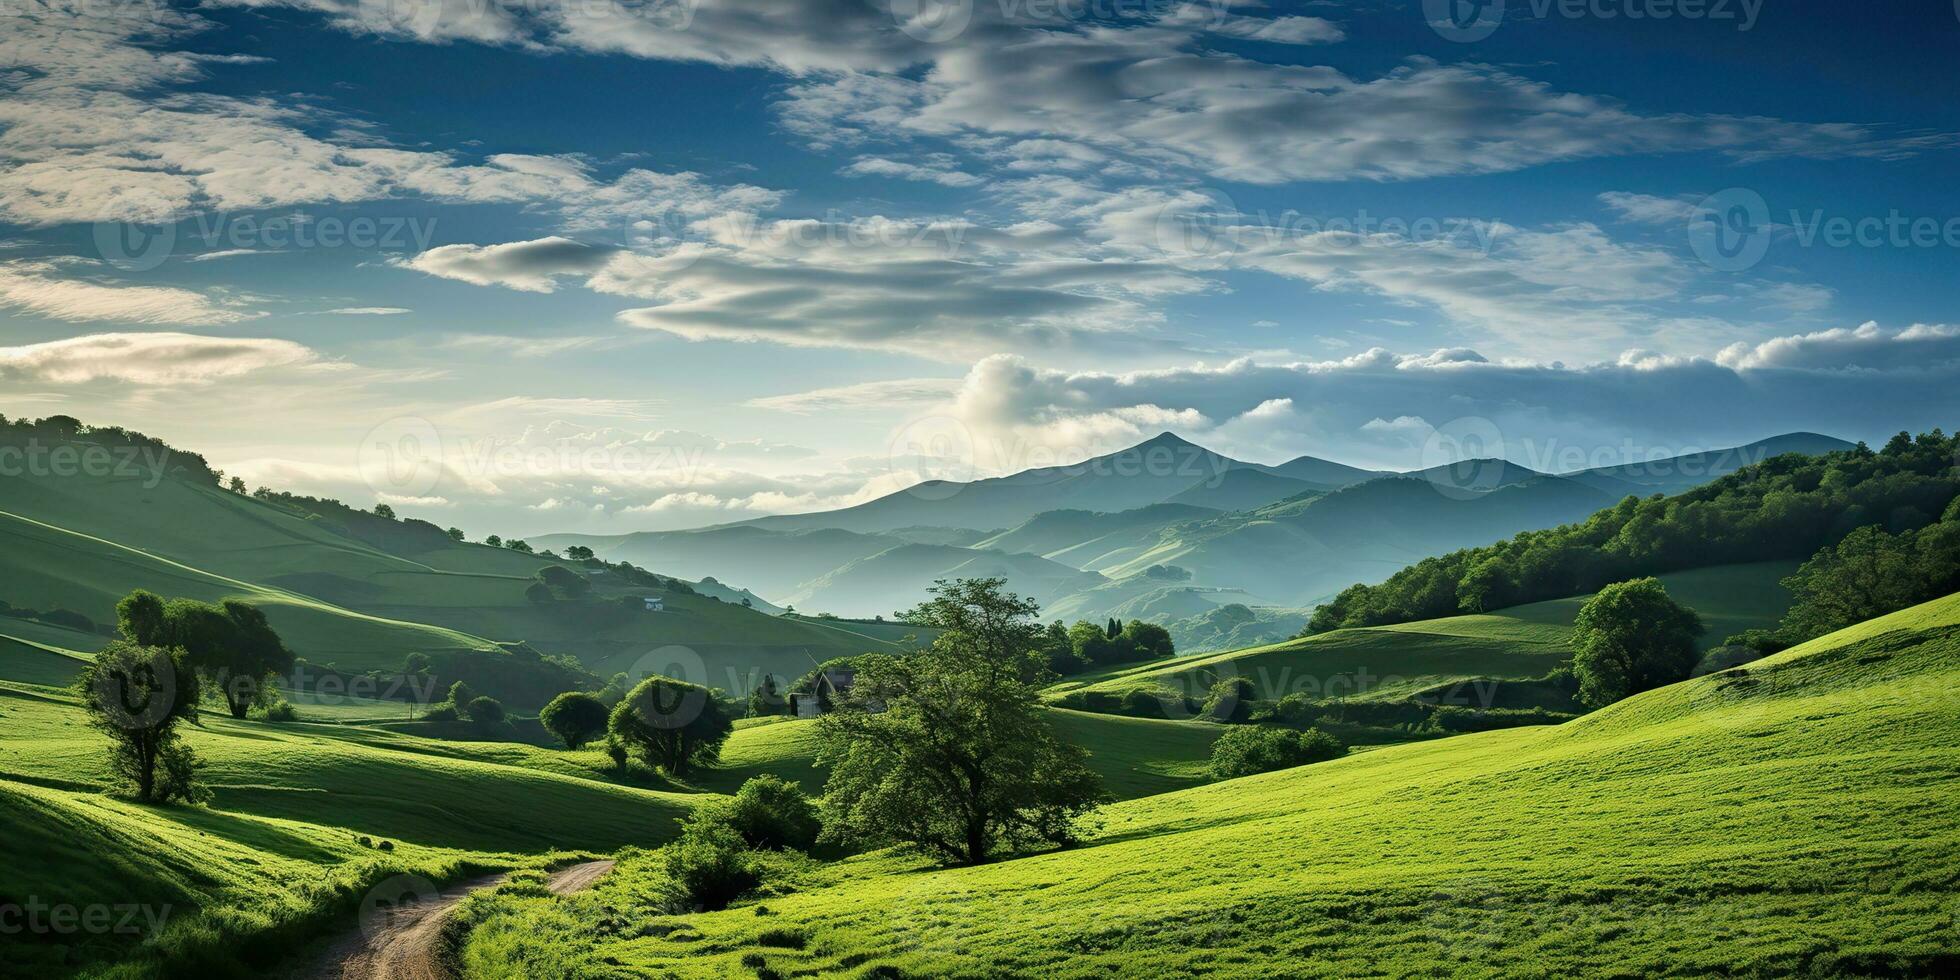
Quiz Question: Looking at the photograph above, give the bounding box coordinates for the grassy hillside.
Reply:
[1054,563,1795,735]
[694,709,1220,801]
[448,589,1960,977]
[0,678,705,977]
[0,458,884,699]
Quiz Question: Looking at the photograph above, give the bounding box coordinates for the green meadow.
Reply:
[1054,563,1795,717]
[444,591,1960,978]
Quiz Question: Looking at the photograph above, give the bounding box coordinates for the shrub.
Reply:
[1203,677,1256,723]
[1208,725,1345,779]
[249,698,299,722]
[726,775,820,851]
[754,927,807,949]
[421,702,460,722]
[466,696,507,724]
[666,809,760,911]
[539,691,609,749]
[1120,687,1167,719]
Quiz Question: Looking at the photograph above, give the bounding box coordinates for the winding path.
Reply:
[296,860,615,980]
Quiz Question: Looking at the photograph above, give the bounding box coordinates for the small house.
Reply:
[642,596,665,612]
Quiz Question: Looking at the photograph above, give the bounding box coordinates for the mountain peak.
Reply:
[1133,430,1203,451]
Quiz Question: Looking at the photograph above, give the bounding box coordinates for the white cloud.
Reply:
[397,237,619,292]
[748,377,965,413]
[0,260,260,324]
[840,155,982,187]
[0,332,318,385]
[1715,321,1960,371]
[1597,191,1701,226]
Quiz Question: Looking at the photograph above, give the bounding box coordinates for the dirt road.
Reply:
[295,860,615,980]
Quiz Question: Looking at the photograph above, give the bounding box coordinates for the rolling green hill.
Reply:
[694,708,1221,801]
[1054,563,1796,734]
[446,588,1960,977]
[0,678,706,977]
[0,433,887,702]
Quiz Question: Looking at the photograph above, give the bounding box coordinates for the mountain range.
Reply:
[539,430,1854,650]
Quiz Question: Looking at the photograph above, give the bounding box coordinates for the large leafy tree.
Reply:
[816,578,1107,866]
[115,591,294,718]
[77,641,204,803]
[539,691,610,749]
[1570,578,1705,708]
[608,675,734,776]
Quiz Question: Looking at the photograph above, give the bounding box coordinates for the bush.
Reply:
[754,927,807,949]
[1203,677,1256,723]
[539,691,609,749]
[726,775,820,851]
[466,696,507,724]
[666,809,760,911]
[421,702,460,722]
[1120,687,1168,719]
[249,698,299,722]
[1208,725,1345,779]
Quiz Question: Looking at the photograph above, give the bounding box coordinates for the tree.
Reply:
[815,578,1106,866]
[228,476,248,494]
[466,696,506,724]
[505,538,534,554]
[539,691,609,749]
[77,642,204,803]
[565,545,595,561]
[1779,525,1925,641]
[1118,620,1175,660]
[373,503,396,520]
[445,527,466,542]
[609,675,735,776]
[725,774,821,851]
[211,600,296,718]
[485,534,503,548]
[1208,726,1344,779]
[447,680,476,716]
[1570,578,1705,708]
[115,589,167,646]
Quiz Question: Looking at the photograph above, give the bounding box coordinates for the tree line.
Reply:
[1306,430,1960,635]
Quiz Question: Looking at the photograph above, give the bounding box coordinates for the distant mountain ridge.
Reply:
[540,430,1855,651]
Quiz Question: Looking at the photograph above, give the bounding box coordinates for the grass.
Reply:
[0,469,889,686]
[0,678,710,977]
[445,589,1960,978]
[1055,562,1795,711]
[692,708,1220,801]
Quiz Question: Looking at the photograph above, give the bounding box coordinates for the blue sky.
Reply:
[1,0,1957,535]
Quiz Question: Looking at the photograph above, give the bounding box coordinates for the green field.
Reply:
[443,589,1960,977]
[694,709,1221,801]
[0,466,892,696]
[1056,563,1796,711]
[0,676,708,977]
